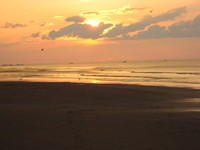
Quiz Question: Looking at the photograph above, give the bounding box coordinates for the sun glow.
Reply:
[91,80,101,84]
[85,20,101,27]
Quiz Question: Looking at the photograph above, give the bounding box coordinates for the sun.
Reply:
[85,20,101,27]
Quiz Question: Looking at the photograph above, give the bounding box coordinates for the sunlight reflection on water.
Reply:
[0,60,200,89]
[178,98,200,112]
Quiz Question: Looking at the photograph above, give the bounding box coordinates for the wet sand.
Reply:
[0,82,200,150]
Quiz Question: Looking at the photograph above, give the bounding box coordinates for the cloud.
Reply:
[1,22,27,28]
[123,7,147,13]
[40,22,54,27]
[121,14,200,40]
[81,6,146,18]
[65,16,85,23]
[123,25,168,40]
[118,15,200,40]
[48,22,112,39]
[38,7,200,41]
[104,7,186,38]
[168,15,200,38]
[31,32,40,38]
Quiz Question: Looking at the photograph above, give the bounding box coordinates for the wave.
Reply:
[131,71,200,75]
[80,74,182,80]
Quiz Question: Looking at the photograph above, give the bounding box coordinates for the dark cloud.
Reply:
[119,14,200,40]
[48,23,112,39]
[168,15,200,38]
[1,22,27,28]
[125,25,169,40]
[65,16,85,23]
[104,7,186,38]
[31,32,40,38]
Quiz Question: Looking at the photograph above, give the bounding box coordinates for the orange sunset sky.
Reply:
[1,0,200,64]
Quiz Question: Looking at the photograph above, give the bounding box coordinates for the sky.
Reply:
[0,0,200,64]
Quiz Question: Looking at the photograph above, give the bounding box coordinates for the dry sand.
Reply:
[0,82,200,150]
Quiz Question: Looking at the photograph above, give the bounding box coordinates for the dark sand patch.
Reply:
[0,82,200,150]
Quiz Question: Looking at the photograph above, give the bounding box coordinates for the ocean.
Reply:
[0,59,200,89]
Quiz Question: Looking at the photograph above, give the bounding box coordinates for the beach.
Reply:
[1,82,200,150]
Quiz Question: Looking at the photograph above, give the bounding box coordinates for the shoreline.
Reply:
[1,79,200,89]
[1,81,200,150]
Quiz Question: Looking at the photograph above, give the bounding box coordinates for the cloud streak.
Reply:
[82,11,99,15]
[1,22,27,29]
[81,6,147,18]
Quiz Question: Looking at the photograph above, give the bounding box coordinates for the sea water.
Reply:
[0,59,200,89]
